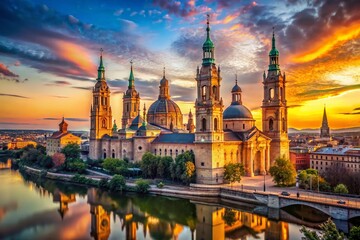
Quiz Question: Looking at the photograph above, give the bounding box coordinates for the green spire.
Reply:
[128,60,134,88]
[112,120,117,132]
[97,48,105,80]
[202,14,215,65]
[269,28,279,56]
[268,28,280,72]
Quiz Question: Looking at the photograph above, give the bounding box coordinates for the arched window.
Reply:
[154,149,157,155]
[269,88,274,99]
[202,85,207,101]
[212,86,217,100]
[159,149,162,156]
[103,149,106,159]
[165,149,167,156]
[102,118,107,128]
[170,149,173,156]
[176,149,178,156]
[202,118,206,131]
[225,124,228,129]
[282,117,286,132]
[214,118,218,131]
[269,119,274,131]
[112,149,115,158]
[243,123,245,129]
[181,149,184,154]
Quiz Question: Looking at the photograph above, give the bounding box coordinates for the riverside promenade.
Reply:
[23,166,360,220]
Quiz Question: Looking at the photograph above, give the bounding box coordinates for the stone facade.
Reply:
[88,19,289,184]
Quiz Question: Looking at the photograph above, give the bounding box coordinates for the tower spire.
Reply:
[163,66,165,78]
[202,14,215,65]
[206,13,210,40]
[272,27,276,50]
[128,60,135,89]
[268,28,280,72]
[97,48,105,80]
[322,105,329,127]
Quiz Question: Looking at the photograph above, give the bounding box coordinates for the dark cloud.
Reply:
[71,86,93,91]
[152,0,197,17]
[42,117,88,122]
[296,84,360,99]
[288,104,303,108]
[0,62,19,81]
[340,112,360,115]
[0,93,30,99]
[354,107,360,111]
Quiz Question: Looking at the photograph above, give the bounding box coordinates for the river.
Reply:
[0,166,356,240]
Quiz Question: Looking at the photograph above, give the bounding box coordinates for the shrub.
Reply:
[52,152,66,168]
[136,179,150,193]
[157,181,164,188]
[109,174,126,192]
[334,183,349,194]
[102,158,127,174]
[269,156,296,186]
[66,158,87,173]
[98,178,110,189]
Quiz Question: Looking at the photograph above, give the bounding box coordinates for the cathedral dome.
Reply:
[148,99,181,115]
[231,83,241,93]
[223,103,253,119]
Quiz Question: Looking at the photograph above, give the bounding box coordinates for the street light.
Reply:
[263,170,266,192]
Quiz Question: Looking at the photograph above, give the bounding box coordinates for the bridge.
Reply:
[253,193,360,221]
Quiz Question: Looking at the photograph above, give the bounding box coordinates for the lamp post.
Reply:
[263,170,266,192]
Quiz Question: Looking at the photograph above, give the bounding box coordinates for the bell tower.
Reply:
[89,49,112,159]
[261,30,289,163]
[121,61,140,129]
[194,15,224,184]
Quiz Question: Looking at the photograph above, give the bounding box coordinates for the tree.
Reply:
[109,174,126,192]
[135,179,150,193]
[269,157,296,186]
[36,145,46,155]
[300,218,345,240]
[52,152,66,168]
[39,155,54,169]
[61,143,80,160]
[222,208,237,226]
[349,226,360,240]
[157,156,172,179]
[224,163,245,186]
[334,183,348,194]
[181,161,196,185]
[65,158,87,173]
[140,152,158,178]
[102,158,127,173]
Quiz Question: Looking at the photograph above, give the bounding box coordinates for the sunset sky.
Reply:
[0,0,359,131]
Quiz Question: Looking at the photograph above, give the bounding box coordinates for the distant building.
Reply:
[7,140,37,150]
[320,106,330,139]
[310,146,360,174]
[290,147,310,171]
[46,117,81,156]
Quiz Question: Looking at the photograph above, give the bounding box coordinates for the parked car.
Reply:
[337,200,346,204]
[280,191,290,196]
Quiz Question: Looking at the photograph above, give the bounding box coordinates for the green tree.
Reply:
[102,158,127,173]
[109,174,126,192]
[269,157,296,186]
[65,158,87,173]
[300,218,345,240]
[61,143,80,160]
[223,163,245,186]
[181,161,196,185]
[140,152,158,178]
[135,179,150,193]
[157,156,172,179]
[334,183,348,194]
[349,226,360,240]
[36,145,46,155]
[222,208,237,226]
[39,155,53,169]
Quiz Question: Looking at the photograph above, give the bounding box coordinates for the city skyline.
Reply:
[1,0,360,130]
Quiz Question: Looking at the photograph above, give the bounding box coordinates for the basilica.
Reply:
[89,18,289,184]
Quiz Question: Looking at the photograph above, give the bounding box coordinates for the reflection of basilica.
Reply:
[90,204,111,240]
[195,203,289,240]
[52,189,76,219]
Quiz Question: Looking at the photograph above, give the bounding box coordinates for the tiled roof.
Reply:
[49,131,70,139]
[152,133,195,144]
[315,147,360,156]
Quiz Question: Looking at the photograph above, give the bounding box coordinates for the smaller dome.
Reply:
[223,104,253,119]
[203,38,214,49]
[94,80,108,91]
[231,83,242,93]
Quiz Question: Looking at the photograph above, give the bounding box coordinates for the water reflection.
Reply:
[0,159,11,169]
[0,170,331,240]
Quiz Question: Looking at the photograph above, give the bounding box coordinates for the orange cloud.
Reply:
[291,21,360,63]
[52,40,97,76]
[222,13,239,24]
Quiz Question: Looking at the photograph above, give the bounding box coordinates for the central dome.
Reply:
[148,99,181,115]
[223,103,253,119]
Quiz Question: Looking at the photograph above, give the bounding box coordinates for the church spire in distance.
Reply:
[320,105,330,138]
[97,48,105,80]
[202,14,215,66]
[128,60,135,89]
